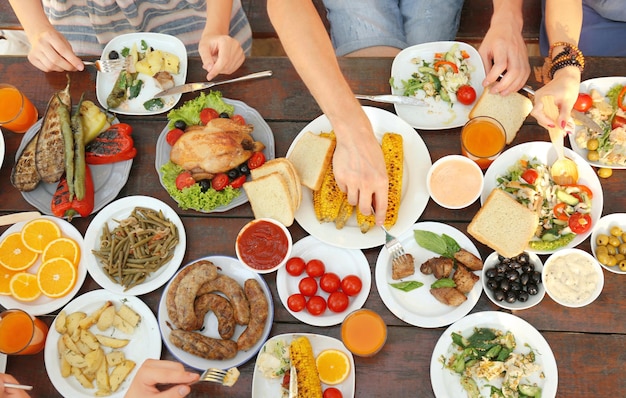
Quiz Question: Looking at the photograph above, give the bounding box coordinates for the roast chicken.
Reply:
[170,118,265,180]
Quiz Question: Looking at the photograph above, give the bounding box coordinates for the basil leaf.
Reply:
[389,281,424,292]
[414,230,448,255]
[431,278,456,288]
[441,233,461,257]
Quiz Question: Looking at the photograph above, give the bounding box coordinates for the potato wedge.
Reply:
[64,350,88,368]
[75,338,93,356]
[96,305,116,331]
[106,351,126,367]
[84,348,105,376]
[72,367,94,389]
[79,301,114,330]
[112,315,134,335]
[62,333,81,355]
[80,329,101,351]
[95,335,130,349]
[109,360,136,392]
[55,311,67,334]
[117,304,141,327]
[95,358,110,394]
[66,311,87,337]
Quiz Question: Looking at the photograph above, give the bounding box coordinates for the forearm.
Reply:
[203,0,232,36]
[545,0,582,46]
[491,0,524,33]
[8,0,54,43]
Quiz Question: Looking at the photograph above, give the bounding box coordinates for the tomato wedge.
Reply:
[553,202,570,221]
[521,169,539,184]
[568,212,592,234]
[564,184,593,199]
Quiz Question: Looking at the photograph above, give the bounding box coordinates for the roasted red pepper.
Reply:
[85,123,137,164]
[52,166,95,221]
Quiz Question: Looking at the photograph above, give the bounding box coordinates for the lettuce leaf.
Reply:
[167,90,235,128]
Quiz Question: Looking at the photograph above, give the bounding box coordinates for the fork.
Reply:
[195,367,239,386]
[83,58,128,73]
[381,224,406,260]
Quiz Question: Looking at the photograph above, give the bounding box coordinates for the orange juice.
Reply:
[461,116,506,169]
[0,309,48,355]
[0,84,39,133]
[341,309,387,357]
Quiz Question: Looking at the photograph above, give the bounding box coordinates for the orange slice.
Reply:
[0,266,19,295]
[0,232,39,271]
[37,257,77,298]
[10,272,41,302]
[42,237,81,266]
[315,349,351,385]
[21,218,61,253]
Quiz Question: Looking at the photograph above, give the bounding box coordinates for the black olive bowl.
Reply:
[481,251,545,310]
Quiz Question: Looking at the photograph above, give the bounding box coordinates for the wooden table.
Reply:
[1,55,625,397]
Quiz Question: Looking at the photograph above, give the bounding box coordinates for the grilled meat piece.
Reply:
[453,264,479,294]
[237,279,268,351]
[391,253,415,280]
[420,256,454,279]
[169,329,237,360]
[430,287,467,306]
[194,293,236,340]
[454,248,484,271]
[197,275,251,325]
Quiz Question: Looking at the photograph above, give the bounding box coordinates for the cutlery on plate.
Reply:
[83,59,129,73]
[0,211,41,227]
[154,70,273,97]
[355,94,428,106]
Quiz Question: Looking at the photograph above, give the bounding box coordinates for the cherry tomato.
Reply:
[231,114,246,125]
[327,291,349,313]
[323,388,343,398]
[200,108,219,124]
[305,259,326,278]
[306,295,327,316]
[573,93,593,112]
[175,171,195,190]
[298,277,318,296]
[286,257,306,276]
[319,272,341,293]
[229,175,247,189]
[211,173,229,191]
[612,115,626,130]
[341,275,362,296]
[287,293,307,312]
[165,128,184,146]
[521,168,539,184]
[569,212,592,234]
[248,151,266,170]
[456,85,477,105]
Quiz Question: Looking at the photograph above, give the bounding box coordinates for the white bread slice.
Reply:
[250,158,300,211]
[287,131,336,191]
[467,189,539,258]
[469,87,533,144]
[243,172,295,227]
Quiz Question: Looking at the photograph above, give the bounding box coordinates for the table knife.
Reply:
[0,211,41,226]
[154,70,273,98]
[355,94,428,106]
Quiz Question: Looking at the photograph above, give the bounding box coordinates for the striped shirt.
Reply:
[43,0,252,56]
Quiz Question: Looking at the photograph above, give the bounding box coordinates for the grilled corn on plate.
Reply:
[289,336,323,398]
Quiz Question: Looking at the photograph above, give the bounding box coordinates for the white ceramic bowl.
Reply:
[542,248,604,308]
[590,213,626,274]
[235,218,292,274]
[481,252,545,310]
[427,155,484,209]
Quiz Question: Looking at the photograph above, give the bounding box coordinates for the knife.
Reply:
[154,70,273,97]
[0,211,41,227]
[355,94,428,107]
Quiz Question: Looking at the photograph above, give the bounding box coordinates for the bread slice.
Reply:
[251,158,300,211]
[467,189,539,258]
[287,131,336,191]
[243,173,295,227]
[469,87,533,144]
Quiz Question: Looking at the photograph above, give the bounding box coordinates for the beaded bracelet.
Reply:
[547,42,585,79]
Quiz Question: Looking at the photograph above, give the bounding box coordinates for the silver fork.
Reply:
[381,224,406,260]
[195,367,239,386]
[83,58,128,73]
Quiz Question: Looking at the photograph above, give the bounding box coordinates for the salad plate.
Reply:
[569,76,626,169]
[430,311,558,398]
[83,196,186,295]
[44,290,162,398]
[482,141,603,254]
[288,106,431,249]
[157,255,273,370]
[375,222,482,328]
[390,41,486,130]
[591,213,626,274]
[15,117,132,217]
[276,235,371,327]
[252,333,355,398]
[0,216,87,316]
[155,97,275,213]
[96,32,188,115]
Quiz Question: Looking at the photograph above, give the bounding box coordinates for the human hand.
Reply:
[26,26,84,72]
[198,33,245,81]
[530,68,581,132]
[124,359,199,398]
[0,374,30,398]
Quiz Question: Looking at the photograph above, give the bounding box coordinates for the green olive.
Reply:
[587,150,600,162]
[587,138,599,151]
[597,253,610,265]
[608,245,617,255]
[596,245,609,256]
[619,243,626,255]
[615,253,625,262]
[610,226,624,237]
[596,234,610,246]
[619,260,626,272]
[598,168,613,178]
[609,236,621,247]
[606,255,618,267]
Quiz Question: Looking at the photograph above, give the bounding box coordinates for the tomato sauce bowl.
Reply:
[236,218,293,274]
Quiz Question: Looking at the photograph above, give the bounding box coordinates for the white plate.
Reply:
[276,236,371,327]
[591,213,626,274]
[158,255,273,370]
[15,118,132,217]
[482,141,603,254]
[155,98,275,212]
[83,196,186,295]
[375,222,482,328]
[96,32,188,115]
[44,290,162,398]
[0,216,87,315]
[569,76,626,169]
[0,127,4,169]
[390,41,486,130]
[289,106,431,249]
[431,311,558,398]
[252,333,355,398]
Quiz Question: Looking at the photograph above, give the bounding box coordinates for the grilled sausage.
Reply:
[194,293,236,339]
[197,275,250,325]
[237,279,268,351]
[169,329,237,360]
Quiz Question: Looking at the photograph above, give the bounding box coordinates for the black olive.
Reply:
[530,271,542,284]
[227,169,240,179]
[174,120,187,130]
[520,272,530,286]
[497,254,506,263]
[198,179,211,193]
[487,279,499,290]
[505,269,519,281]
[521,264,534,273]
[518,252,530,264]
[494,289,505,301]
[509,261,521,269]
[485,267,498,279]
[510,281,522,292]
[219,112,230,118]
[496,262,508,274]
[527,283,539,295]
[517,291,529,302]
[499,279,510,292]
[238,162,250,175]
[108,50,120,60]
[505,291,517,303]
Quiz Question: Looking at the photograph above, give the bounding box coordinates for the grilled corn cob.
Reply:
[313,132,346,223]
[290,336,323,398]
[335,197,354,229]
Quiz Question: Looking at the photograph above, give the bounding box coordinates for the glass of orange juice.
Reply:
[460,116,506,170]
[0,84,39,133]
[341,308,387,357]
[0,309,49,355]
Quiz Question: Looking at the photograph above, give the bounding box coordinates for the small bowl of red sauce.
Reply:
[236,218,293,274]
